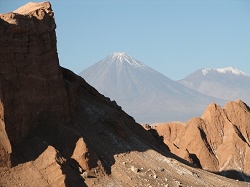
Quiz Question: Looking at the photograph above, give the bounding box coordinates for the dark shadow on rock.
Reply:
[8,67,250,185]
[61,68,208,174]
[56,152,87,187]
[10,115,89,187]
[198,127,214,154]
[61,68,173,175]
[4,56,250,186]
[189,153,202,168]
[147,128,165,143]
[214,170,250,182]
[1,2,250,186]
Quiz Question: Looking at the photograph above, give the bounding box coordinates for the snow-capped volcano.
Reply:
[109,52,146,69]
[179,67,250,106]
[79,53,225,123]
[202,67,249,77]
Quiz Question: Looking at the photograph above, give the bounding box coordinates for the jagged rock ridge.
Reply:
[0,2,249,187]
[152,100,250,181]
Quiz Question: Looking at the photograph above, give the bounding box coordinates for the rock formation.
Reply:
[0,2,249,187]
[152,100,250,181]
[0,1,71,167]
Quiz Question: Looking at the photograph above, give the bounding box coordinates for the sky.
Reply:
[1,0,250,80]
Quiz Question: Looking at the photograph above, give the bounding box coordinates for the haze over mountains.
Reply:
[179,67,250,106]
[1,2,250,186]
[80,52,226,123]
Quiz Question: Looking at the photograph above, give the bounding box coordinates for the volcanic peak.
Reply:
[202,67,249,77]
[109,52,146,69]
[112,52,126,58]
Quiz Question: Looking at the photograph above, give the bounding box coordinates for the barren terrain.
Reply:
[0,2,250,187]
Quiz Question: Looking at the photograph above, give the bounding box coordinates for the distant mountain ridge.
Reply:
[2,2,250,186]
[80,52,225,123]
[179,67,250,106]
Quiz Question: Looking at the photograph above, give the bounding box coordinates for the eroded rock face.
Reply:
[0,2,73,169]
[1,2,250,187]
[0,100,11,167]
[153,100,250,181]
[0,2,70,143]
[0,2,168,186]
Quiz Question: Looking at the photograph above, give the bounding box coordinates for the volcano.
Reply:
[80,52,225,123]
[179,67,250,106]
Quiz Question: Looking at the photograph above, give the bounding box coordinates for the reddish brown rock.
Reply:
[153,100,250,181]
[0,1,70,143]
[0,2,250,187]
[0,100,11,167]
[0,2,73,169]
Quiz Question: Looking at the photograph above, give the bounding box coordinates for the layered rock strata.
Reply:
[0,1,70,150]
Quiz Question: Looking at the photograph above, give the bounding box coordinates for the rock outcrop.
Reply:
[153,100,250,181]
[0,2,249,187]
[0,1,70,158]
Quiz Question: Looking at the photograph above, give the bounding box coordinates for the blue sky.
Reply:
[1,0,250,80]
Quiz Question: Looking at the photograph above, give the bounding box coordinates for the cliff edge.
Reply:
[0,2,249,187]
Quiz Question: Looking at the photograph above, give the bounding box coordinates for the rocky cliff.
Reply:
[152,100,250,181]
[0,2,249,187]
[0,2,71,168]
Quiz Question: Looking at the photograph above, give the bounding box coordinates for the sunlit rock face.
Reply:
[153,100,250,181]
[0,2,249,187]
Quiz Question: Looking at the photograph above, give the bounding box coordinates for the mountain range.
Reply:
[80,52,228,123]
[1,2,250,186]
